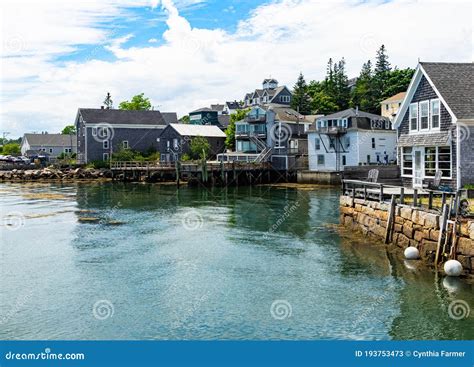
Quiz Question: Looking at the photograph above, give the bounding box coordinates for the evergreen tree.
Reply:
[350,60,376,113]
[333,58,350,110]
[371,45,392,111]
[290,72,312,115]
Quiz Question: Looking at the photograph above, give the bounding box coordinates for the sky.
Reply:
[0,0,472,138]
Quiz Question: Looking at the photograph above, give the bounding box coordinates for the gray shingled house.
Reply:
[393,62,474,190]
[158,124,226,162]
[75,108,177,163]
[20,133,77,158]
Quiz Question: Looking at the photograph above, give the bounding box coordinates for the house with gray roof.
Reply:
[243,79,292,107]
[393,62,474,190]
[21,133,77,158]
[157,123,226,162]
[75,108,178,163]
[307,108,397,172]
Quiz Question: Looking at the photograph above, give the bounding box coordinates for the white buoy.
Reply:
[444,260,463,277]
[404,246,420,260]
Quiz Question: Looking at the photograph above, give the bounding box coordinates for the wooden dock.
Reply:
[110,160,295,186]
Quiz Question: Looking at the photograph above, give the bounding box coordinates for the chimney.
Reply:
[101,105,104,109]
[355,106,359,116]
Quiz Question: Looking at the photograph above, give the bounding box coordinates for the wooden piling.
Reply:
[435,203,450,268]
[400,187,405,205]
[384,195,396,244]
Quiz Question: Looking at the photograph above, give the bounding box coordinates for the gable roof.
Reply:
[217,114,230,128]
[420,62,473,120]
[168,123,226,138]
[226,101,241,110]
[78,108,171,125]
[190,107,213,113]
[270,86,291,102]
[23,133,77,147]
[210,104,225,112]
[394,62,474,128]
[380,92,406,104]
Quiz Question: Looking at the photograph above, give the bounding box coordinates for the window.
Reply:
[420,101,429,130]
[385,120,391,130]
[280,95,290,103]
[64,148,72,153]
[424,147,437,177]
[123,141,129,149]
[437,146,451,178]
[431,99,440,129]
[402,147,413,176]
[329,137,335,150]
[315,138,320,150]
[103,140,109,149]
[103,153,109,161]
[317,154,325,165]
[92,127,97,137]
[342,155,346,166]
[344,137,350,148]
[173,138,179,149]
[371,138,376,149]
[49,148,53,153]
[167,140,170,149]
[385,104,389,111]
[409,103,418,131]
[367,155,371,164]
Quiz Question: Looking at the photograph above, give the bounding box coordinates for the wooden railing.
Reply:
[111,160,271,171]
[342,179,463,212]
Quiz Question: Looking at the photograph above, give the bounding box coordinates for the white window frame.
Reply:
[424,146,452,179]
[123,140,129,149]
[314,137,320,150]
[409,103,418,132]
[317,154,325,166]
[103,153,109,161]
[103,140,109,149]
[401,147,413,177]
[430,99,440,130]
[419,100,430,131]
[49,148,53,153]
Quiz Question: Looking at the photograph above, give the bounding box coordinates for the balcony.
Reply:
[246,115,267,123]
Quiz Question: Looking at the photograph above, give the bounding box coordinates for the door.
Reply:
[413,148,423,188]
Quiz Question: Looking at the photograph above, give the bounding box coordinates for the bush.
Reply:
[87,160,109,169]
[181,153,191,161]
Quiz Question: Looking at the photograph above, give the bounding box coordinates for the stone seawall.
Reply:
[339,195,474,275]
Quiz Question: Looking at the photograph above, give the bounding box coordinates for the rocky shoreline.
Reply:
[0,167,113,181]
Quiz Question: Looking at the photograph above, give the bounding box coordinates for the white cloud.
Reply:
[1,0,472,137]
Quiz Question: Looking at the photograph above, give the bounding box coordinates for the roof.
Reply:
[161,112,178,124]
[226,101,241,109]
[269,86,289,102]
[210,104,225,112]
[398,132,451,147]
[268,106,311,123]
[23,133,77,147]
[263,78,278,84]
[168,123,226,138]
[217,115,230,128]
[420,62,474,120]
[380,92,407,104]
[317,108,389,121]
[190,107,213,113]
[78,108,172,125]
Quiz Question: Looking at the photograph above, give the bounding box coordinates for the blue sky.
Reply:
[1,0,472,137]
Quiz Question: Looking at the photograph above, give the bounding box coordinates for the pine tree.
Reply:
[333,58,350,110]
[351,60,376,113]
[290,72,312,115]
[372,45,392,111]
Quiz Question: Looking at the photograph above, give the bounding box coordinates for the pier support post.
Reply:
[384,195,396,244]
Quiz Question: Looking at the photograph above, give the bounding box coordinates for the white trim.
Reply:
[419,100,430,131]
[92,127,97,136]
[430,99,441,130]
[103,140,109,149]
[409,103,418,132]
[122,140,129,149]
[456,120,461,189]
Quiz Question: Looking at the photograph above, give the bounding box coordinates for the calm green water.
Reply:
[0,182,473,340]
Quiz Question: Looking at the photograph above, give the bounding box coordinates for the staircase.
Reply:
[249,133,271,163]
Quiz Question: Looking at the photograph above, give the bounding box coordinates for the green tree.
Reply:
[290,72,312,115]
[371,44,392,111]
[61,125,76,135]
[225,108,249,150]
[333,58,350,110]
[350,60,375,112]
[3,143,20,155]
[179,115,190,124]
[190,136,211,160]
[119,93,152,110]
[384,67,415,99]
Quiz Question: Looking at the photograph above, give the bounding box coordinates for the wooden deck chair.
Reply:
[425,170,442,190]
[367,169,379,183]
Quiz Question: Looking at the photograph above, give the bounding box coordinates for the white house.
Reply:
[20,133,77,158]
[307,108,397,171]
